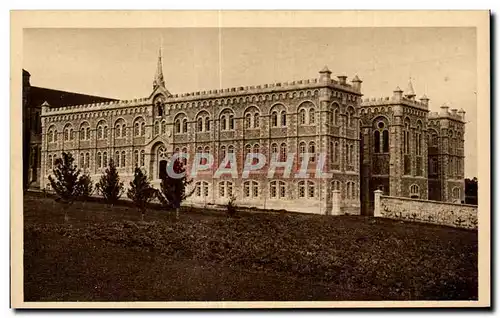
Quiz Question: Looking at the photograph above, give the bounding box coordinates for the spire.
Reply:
[153,46,165,90]
[405,77,416,99]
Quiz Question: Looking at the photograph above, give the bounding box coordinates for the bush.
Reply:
[127,167,156,220]
[96,159,124,205]
[226,195,237,217]
[77,173,94,200]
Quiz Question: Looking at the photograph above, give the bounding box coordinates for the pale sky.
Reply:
[23,27,477,178]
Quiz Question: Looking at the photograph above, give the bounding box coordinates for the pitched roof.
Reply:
[29,86,117,108]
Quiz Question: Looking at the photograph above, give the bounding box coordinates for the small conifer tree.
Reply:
[127,167,156,220]
[96,159,124,206]
[156,159,194,219]
[76,173,94,201]
[48,152,82,222]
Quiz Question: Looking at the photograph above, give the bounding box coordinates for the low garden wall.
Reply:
[374,190,478,230]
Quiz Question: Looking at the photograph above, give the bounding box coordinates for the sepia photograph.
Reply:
[10,10,490,308]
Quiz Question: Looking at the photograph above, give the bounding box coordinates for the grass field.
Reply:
[23,192,478,301]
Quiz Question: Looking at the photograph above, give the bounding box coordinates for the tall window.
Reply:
[309,141,316,163]
[140,150,145,167]
[161,120,167,135]
[270,180,286,199]
[115,119,126,139]
[182,118,188,133]
[280,111,287,126]
[243,181,259,198]
[403,119,410,154]
[299,109,306,125]
[63,124,73,141]
[279,143,287,161]
[220,110,235,131]
[121,151,126,167]
[154,121,160,136]
[331,103,340,126]
[103,152,108,167]
[309,107,315,124]
[374,119,389,153]
[298,181,316,198]
[97,152,102,168]
[218,181,233,198]
[96,121,106,140]
[271,111,278,127]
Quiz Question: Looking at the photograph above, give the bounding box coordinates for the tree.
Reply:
[47,152,82,222]
[76,173,94,201]
[156,159,194,219]
[96,159,124,206]
[127,167,156,220]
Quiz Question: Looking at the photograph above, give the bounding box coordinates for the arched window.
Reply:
[333,141,339,163]
[121,151,126,167]
[47,154,52,169]
[280,143,287,161]
[280,111,287,126]
[245,144,252,159]
[182,118,188,133]
[347,106,355,128]
[374,130,380,153]
[271,143,278,157]
[140,150,145,167]
[134,122,140,136]
[307,181,315,198]
[154,121,160,136]
[115,151,120,167]
[383,130,389,153]
[80,152,85,168]
[161,120,167,135]
[175,119,181,134]
[253,144,260,154]
[220,145,226,163]
[309,141,316,163]
[299,109,306,125]
[331,180,340,191]
[97,152,102,168]
[299,142,306,158]
[197,117,203,132]
[309,107,315,124]
[245,113,252,129]
[403,118,411,154]
[63,124,72,141]
[298,181,306,198]
[218,181,234,198]
[85,152,90,169]
[48,128,54,143]
[53,129,58,142]
[103,152,108,167]
[134,150,139,167]
[271,111,278,127]
[95,121,105,140]
[220,109,234,131]
[205,117,210,132]
[331,103,340,126]
[416,122,423,156]
[410,184,420,198]
[243,181,259,198]
[254,113,260,128]
[270,180,286,199]
[115,119,126,139]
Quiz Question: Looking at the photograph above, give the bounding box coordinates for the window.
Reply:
[309,108,315,124]
[63,124,73,141]
[299,142,306,162]
[54,129,58,142]
[134,150,139,167]
[245,144,251,160]
[203,182,209,197]
[220,145,226,163]
[280,143,287,161]
[115,119,126,139]
[331,103,340,126]
[374,130,380,153]
[383,130,389,153]
[47,154,52,169]
[243,181,259,198]
[254,113,259,128]
[80,152,85,168]
[195,182,202,197]
[121,151,126,167]
[416,122,422,156]
[218,181,233,198]
[141,122,145,136]
[97,152,102,168]
[182,118,188,133]
[161,120,167,135]
[347,107,355,128]
[245,113,252,129]
[220,110,235,131]
[271,111,278,127]
[197,117,203,132]
[115,151,120,167]
[85,152,90,169]
[175,120,181,134]
[269,180,286,199]
[229,115,234,130]
[205,117,210,132]
[299,109,306,125]
[140,150,145,167]
[410,184,420,198]
[95,121,106,140]
[271,143,278,157]
[403,119,410,154]
[309,141,316,163]
[281,111,287,126]
[154,121,160,136]
[452,187,461,200]
[331,180,340,191]
[103,152,108,167]
[48,129,54,143]
[298,181,306,198]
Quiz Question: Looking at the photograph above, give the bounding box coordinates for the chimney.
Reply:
[393,86,403,100]
[451,109,458,117]
[351,75,362,92]
[319,66,332,84]
[440,104,449,116]
[458,108,466,121]
[337,75,347,85]
[419,94,429,106]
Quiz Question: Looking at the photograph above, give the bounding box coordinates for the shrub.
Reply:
[127,167,156,220]
[76,173,94,200]
[156,159,194,219]
[47,152,83,221]
[226,195,237,217]
[96,159,124,206]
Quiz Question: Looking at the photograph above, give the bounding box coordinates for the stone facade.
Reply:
[34,54,467,215]
[374,190,477,230]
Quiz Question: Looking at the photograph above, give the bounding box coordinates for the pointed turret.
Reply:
[405,78,416,100]
[153,47,165,90]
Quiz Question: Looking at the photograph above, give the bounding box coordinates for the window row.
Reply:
[47,119,147,143]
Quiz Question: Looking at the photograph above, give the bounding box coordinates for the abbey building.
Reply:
[28,52,467,215]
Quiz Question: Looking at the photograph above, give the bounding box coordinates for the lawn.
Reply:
[23,192,478,301]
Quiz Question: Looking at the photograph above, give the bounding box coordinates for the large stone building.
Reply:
[34,53,466,215]
[23,69,116,190]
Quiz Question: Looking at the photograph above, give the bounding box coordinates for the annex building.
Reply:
[29,52,467,215]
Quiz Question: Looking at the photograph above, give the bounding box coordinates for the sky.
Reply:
[23,27,477,178]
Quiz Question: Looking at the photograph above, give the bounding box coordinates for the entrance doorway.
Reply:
[159,160,167,179]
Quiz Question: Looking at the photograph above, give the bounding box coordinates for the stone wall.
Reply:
[373,190,477,230]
